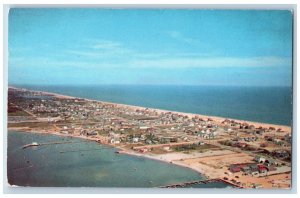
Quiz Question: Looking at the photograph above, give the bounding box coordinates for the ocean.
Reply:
[7,131,234,188]
[15,85,292,126]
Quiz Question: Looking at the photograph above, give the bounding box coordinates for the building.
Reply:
[229,164,243,173]
[249,164,259,174]
[255,156,266,163]
[257,164,268,174]
[87,131,98,136]
[241,166,251,173]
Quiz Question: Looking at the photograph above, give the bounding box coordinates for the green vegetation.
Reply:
[173,143,217,152]
[8,122,49,128]
[8,105,31,116]
[8,110,31,116]
[174,144,197,151]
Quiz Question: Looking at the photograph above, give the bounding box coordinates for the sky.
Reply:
[8,9,293,86]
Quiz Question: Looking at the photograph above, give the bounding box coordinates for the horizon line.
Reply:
[8,83,293,88]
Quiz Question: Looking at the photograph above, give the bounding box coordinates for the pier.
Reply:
[159,178,244,188]
[22,140,90,149]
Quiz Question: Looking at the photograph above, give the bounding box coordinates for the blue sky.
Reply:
[8,9,293,86]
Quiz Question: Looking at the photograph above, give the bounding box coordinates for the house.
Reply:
[260,143,268,148]
[284,134,292,143]
[145,139,153,144]
[163,146,170,151]
[110,138,120,144]
[253,184,263,189]
[249,164,259,175]
[265,136,274,141]
[269,127,276,131]
[241,166,251,173]
[237,142,247,148]
[229,164,242,173]
[257,164,268,173]
[256,129,265,135]
[87,131,98,136]
[229,167,241,173]
[274,139,283,145]
[138,148,148,153]
[264,158,276,166]
[132,137,139,143]
[249,164,258,171]
[249,125,256,130]
[272,150,290,159]
[197,131,206,138]
[255,156,266,163]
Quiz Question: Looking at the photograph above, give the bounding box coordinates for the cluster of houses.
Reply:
[230,165,275,176]
[229,163,269,175]
[10,88,292,163]
[221,119,285,135]
[222,119,255,129]
[264,134,291,148]
[229,155,278,175]
[220,140,256,150]
[272,150,290,160]
[13,87,225,142]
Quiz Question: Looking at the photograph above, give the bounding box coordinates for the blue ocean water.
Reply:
[15,85,292,126]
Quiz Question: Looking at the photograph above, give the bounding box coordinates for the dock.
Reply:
[21,140,90,149]
[22,142,39,149]
[159,178,244,188]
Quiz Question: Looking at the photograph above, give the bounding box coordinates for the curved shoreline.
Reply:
[9,129,208,176]
[8,130,211,185]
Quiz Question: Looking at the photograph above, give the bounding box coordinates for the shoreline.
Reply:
[7,86,292,189]
[8,129,291,189]
[8,86,292,131]
[8,129,211,181]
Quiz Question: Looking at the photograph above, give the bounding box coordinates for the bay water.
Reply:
[7,131,234,188]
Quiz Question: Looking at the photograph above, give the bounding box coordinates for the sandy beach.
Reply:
[9,86,291,132]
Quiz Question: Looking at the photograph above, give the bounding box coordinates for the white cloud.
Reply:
[64,39,133,59]
[90,40,122,50]
[9,54,291,70]
[128,56,291,69]
[9,38,291,70]
[167,31,200,45]
[63,38,212,61]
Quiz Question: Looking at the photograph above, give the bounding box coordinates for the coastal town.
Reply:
[8,87,292,189]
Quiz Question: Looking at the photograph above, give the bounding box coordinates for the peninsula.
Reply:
[7,87,292,189]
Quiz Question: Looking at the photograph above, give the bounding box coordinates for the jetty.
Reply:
[22,142,39,149]
[22,140,90,149]
[159,178,244,188]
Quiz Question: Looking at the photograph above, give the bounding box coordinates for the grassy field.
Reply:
[149,143,219,155]
[8,121,49,128]
[8,109,31,116]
